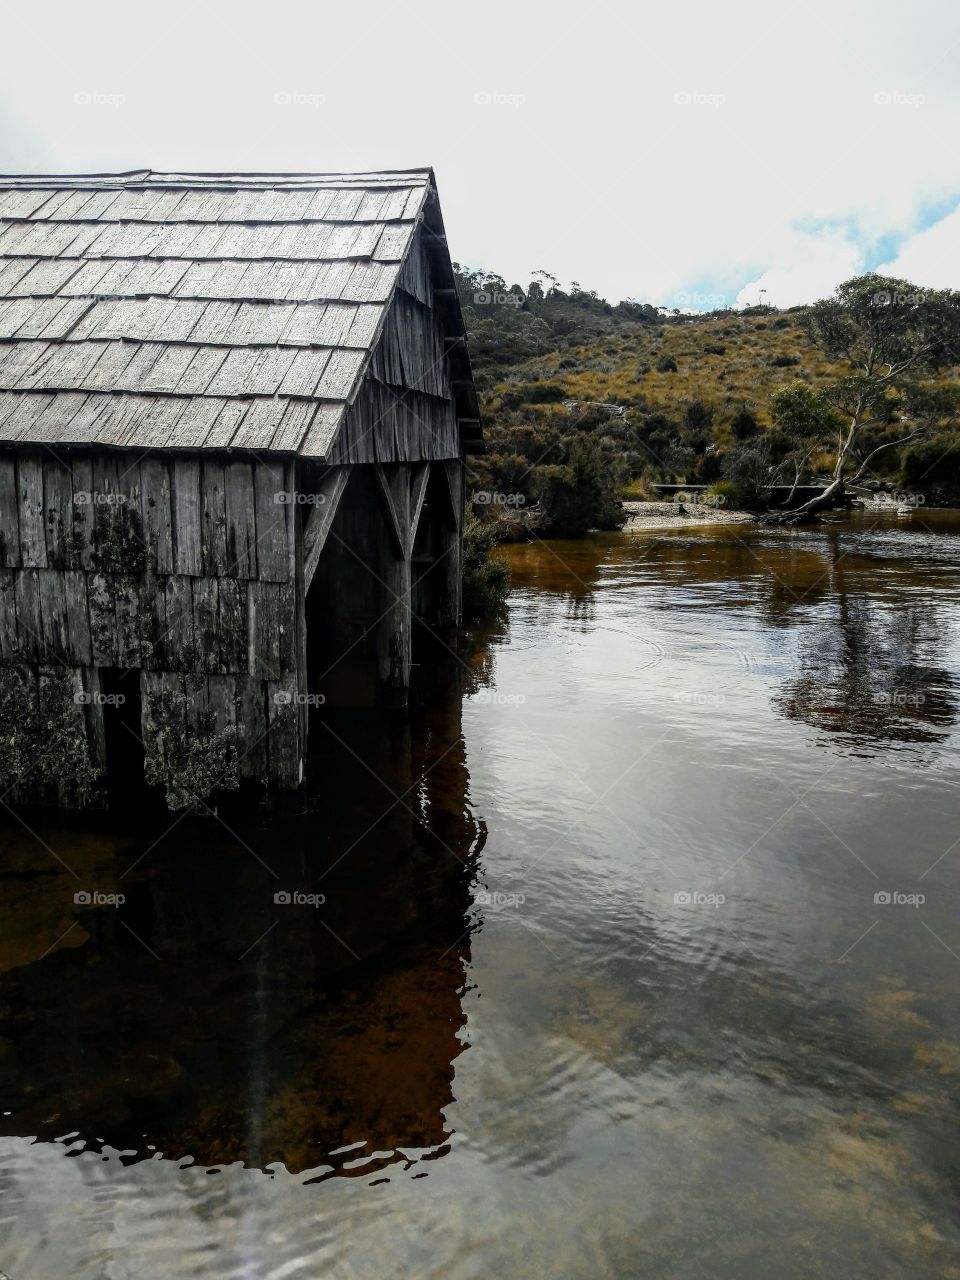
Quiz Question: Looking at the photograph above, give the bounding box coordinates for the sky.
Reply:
[1,0,959,311]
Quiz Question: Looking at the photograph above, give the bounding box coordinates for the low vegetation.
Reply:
[457,267,960,526]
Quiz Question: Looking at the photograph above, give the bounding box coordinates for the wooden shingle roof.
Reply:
[0,169,472,457]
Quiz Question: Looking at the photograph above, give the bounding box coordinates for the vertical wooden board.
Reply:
[14,567,42,659]
[250,580,281,681]
[4,664,38,807]
[207,674,236,733]
[140,457,174,572]
[63,569,92,665]
[192,576,220,673]
[38,569,70,664]
[266,672,299,788]
[224,460,257,578]
[139,669,162,781]
[81,666,107,773]
[277,582,297,673]
[217,577,247,673]
[0,568,17,660]
[88,572,118,666]
[140,573,166,670]
[17,453,47,568]
[163,575,195,671]
[91,454,125,573]
[444,459,464,532]
[38,667,86,809]
[201,460,228,575]
[184,672,210,738]
[236,675,267,779]
[253,461,289,582]
[116,453,146,571]
[171,458,202,575]
[0,455,20,567]
[293,464,308,756]
[71,456,96,570]
[284,459,297,582]
[139,668,175,789]
[114,573,143,668]
[43,459,75,569]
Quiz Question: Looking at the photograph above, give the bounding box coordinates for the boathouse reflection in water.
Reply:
[0,651,484,1180]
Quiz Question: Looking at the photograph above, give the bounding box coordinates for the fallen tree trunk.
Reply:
[758,477,846,524]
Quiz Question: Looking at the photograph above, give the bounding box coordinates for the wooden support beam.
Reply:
[375,464,413,705]
[440,459,463,628]
[442,458,463,533]
[373,464,406,559]
[408,463,430,554]
[302,466,350,593]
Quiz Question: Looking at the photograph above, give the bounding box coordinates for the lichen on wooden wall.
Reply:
[0,665,103,807]
[91,500,147,575]
[142,676,239,811]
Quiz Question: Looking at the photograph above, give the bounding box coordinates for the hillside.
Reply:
[456,267,960,534]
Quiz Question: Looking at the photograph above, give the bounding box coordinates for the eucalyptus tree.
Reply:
[767,274,960,521]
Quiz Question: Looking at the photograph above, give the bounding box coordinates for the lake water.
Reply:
[1,510,960,1278]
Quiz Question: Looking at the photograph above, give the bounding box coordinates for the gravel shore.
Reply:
[622,500,752,531]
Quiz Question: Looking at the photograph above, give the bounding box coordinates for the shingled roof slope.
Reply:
[0,169,468,457]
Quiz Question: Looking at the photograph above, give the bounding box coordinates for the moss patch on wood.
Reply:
[143,678,239,811]
[91,501,147,574]
[0,665,103,807]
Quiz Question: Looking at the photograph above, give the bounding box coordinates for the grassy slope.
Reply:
[457,276,960,525]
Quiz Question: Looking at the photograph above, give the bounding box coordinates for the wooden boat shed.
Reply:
[0,168,481,810]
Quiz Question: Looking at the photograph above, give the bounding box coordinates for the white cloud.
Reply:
[0,0,959,308]
[735,229,865,309]
[876,204,960,287]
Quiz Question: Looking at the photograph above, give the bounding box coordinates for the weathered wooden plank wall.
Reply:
[326,226,462,466]
[0,445,303,804]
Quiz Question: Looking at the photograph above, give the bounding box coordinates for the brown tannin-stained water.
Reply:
[2,510,960,1278]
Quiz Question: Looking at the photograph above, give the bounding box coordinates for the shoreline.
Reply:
[622,500,753,531]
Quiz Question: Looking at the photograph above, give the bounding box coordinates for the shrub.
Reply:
[695,450,724,483]
[900,435,960,490]
[536,440,625,535]
[462,511,511,621]
[708,479,739,506]
[722,443,771,508]
[731,405,759,440]
[655,354,678,373]
[770,354,799,368]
